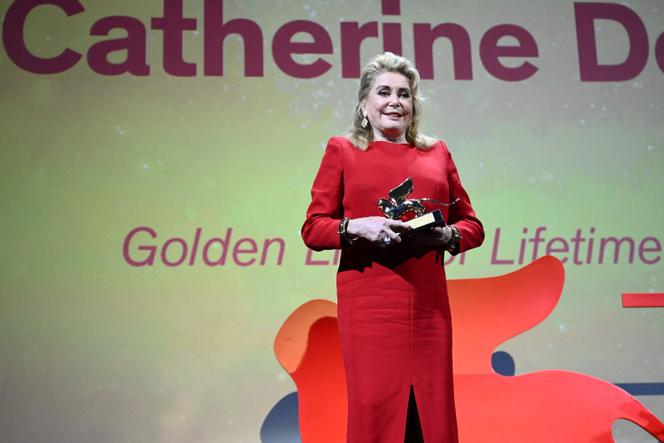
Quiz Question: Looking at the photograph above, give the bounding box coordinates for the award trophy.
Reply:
[377,177,459,237]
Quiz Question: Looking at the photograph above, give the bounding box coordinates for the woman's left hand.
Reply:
[407,226,453,247]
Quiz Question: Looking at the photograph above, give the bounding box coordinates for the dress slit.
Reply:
[404,385,425,443]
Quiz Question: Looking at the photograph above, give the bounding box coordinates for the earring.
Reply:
[361,116,368,128]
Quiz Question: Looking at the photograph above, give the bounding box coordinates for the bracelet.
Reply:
[445,225,462,255]
[338,217,357,247]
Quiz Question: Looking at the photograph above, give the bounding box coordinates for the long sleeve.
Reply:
[444,142,485,255]
[301,137,344,251]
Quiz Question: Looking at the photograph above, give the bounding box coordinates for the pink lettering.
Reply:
[480,24,539,81]
[574,2,649,81]
[202,228,233,266]
[204,0,263,76]
[123,226,157,266]
[2,0,83,74]
[161,237,188,266]
[88,16,150,76]
[272,20,333,78]
[233,238,258,267]
[491,228,514,265]
[413,23,472,80]
[260,238,285,266]
[638,237,661,265]
[545,237,569,264]
[151,0,197,76]
[305,249,330,266]
[340,21,378,78]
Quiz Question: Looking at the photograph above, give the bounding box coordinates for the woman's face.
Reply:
[361,72,413,142]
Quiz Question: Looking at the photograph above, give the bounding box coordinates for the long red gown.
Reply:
[301,136,484,443]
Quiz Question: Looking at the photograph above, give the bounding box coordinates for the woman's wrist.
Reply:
[338,217,357,247]
[444,225,462,254]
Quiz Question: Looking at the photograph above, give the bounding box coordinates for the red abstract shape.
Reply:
[622,292,664,308]
[274,256,664,442]
[449,256,664,442]
[274,300,347,442]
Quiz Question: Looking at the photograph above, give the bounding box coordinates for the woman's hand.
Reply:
[408,226,453,247]
[347,216,411,246]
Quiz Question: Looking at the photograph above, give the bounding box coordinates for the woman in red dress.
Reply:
[301,52,484,443]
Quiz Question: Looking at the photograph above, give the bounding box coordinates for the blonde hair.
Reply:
[348,52,435,150]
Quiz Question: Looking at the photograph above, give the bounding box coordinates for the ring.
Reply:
[381,235,392,246]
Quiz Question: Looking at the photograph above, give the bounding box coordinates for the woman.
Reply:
[301,52,484,442]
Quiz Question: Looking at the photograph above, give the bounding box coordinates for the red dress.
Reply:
[302,136,484,442]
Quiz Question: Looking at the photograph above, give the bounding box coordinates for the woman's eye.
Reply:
[399,91,411,98]
[378,90,390,96]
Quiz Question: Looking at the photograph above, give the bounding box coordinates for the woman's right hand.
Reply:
[346,217,411,246]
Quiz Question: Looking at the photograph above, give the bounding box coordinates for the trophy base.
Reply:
[402,209,446,236]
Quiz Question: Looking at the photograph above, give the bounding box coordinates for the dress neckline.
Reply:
[370,140,411,147]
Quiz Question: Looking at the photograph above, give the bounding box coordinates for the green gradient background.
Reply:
[1,1,662,441]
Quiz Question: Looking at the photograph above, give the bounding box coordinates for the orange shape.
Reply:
[274,257,664,442]
[274,299,347,442]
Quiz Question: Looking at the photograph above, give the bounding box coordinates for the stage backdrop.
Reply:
[1,0,662,441]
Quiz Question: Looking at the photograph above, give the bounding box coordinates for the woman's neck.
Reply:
[373,131,406,144]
